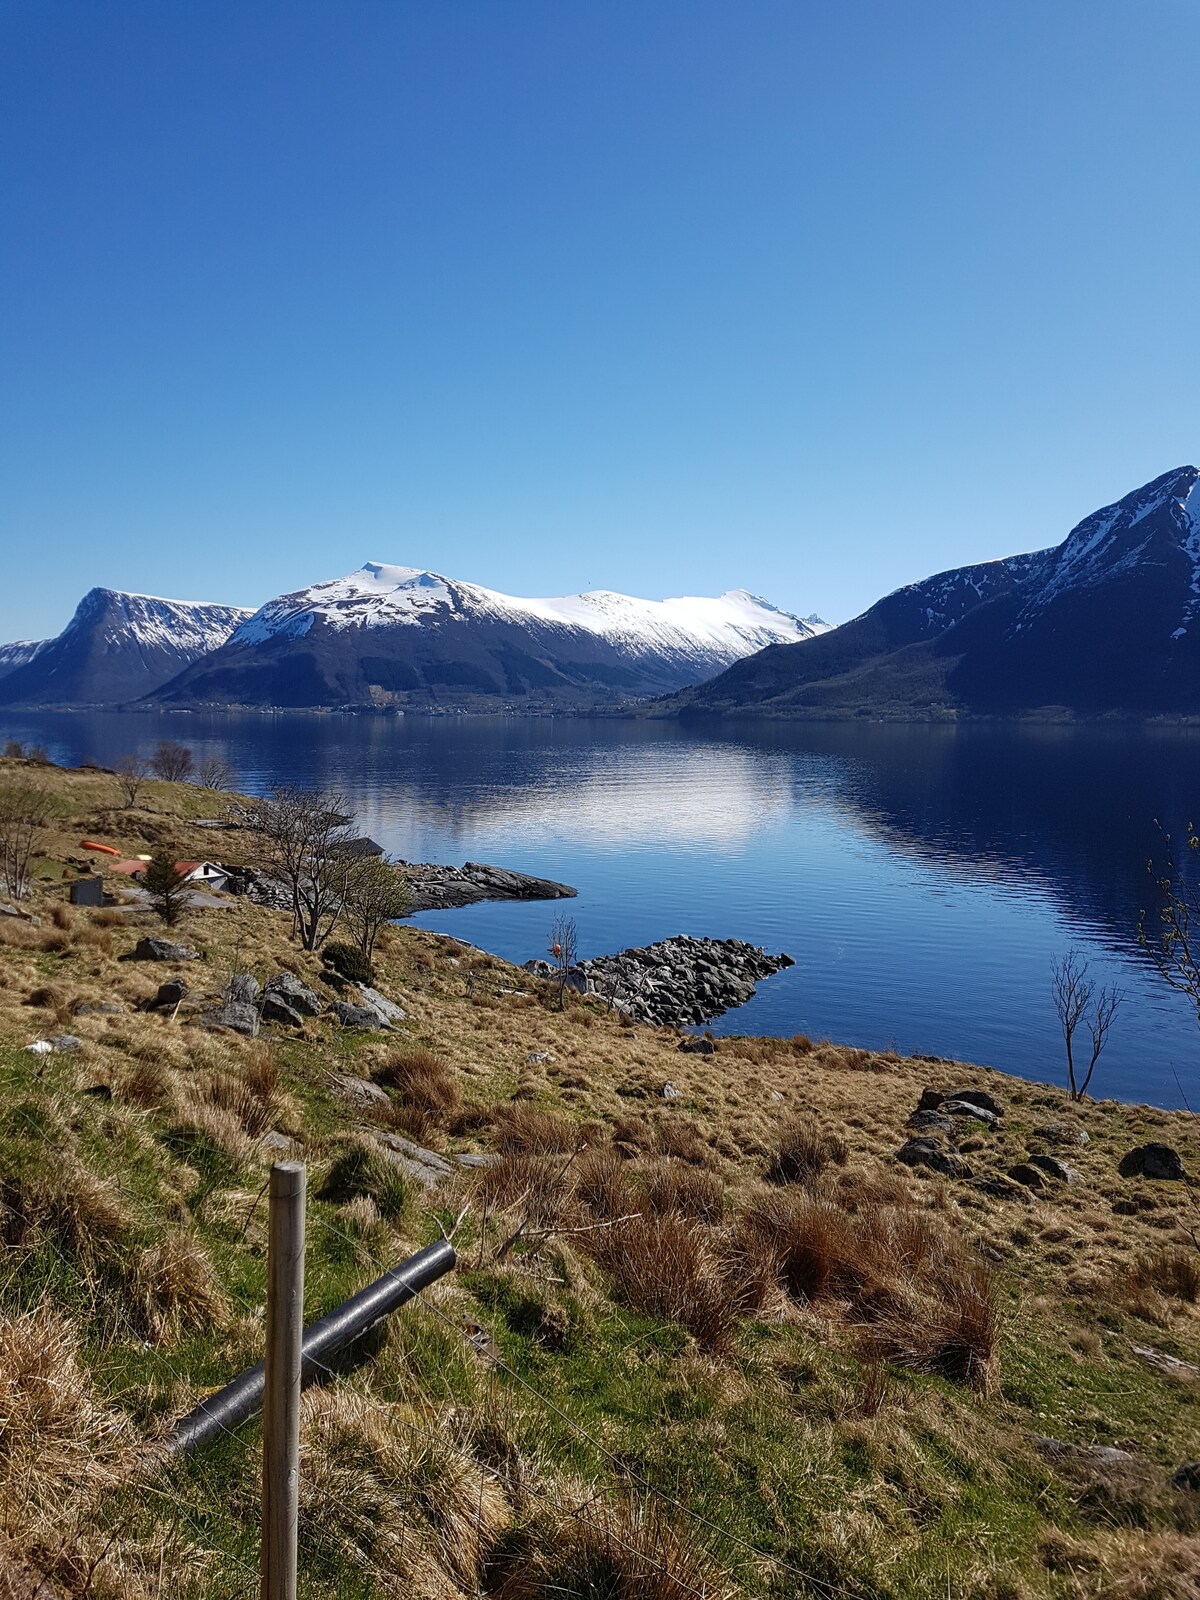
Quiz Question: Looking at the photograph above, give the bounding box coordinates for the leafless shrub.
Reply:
[250,785,360,950]
[0,777,53,901]
[150,740,193,783]
[195,753,234,791]
[1051,949,1123,1100]
[114,753,150,808]
[547,913,578,1010]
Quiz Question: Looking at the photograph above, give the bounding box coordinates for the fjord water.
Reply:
[5,710,1200,1109]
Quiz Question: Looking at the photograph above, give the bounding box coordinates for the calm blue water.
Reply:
[4,709,1200,1109]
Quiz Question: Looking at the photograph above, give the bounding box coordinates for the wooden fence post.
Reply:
[261,1160,306,1600]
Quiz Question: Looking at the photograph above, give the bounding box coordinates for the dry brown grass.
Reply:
[1129,1246,1200,1304]
[492,1104,584,1155]
[131,1228,230,1340]
[493,1485,735,1600]
[735,1190,1000,1389]
[642,1159,725,1224]
[586,1212,745,1353]
[374,1045,463,1135]
[297,1386,510,1594]
[0,1307,129,1531]
[766,1114,850,1185]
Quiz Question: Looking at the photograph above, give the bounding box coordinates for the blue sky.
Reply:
[2,0,1198,641]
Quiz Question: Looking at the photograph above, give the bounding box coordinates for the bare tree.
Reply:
[1139,823,1200,1030]
[196,753,234,791]
[115,753,151,809]
[1051,949,1123,1101]
[342,855,410,959]
[151,740,194,783]
[250,786,358,951]
[548,914,578,1010]
[144,850,189,926]
[0,778,53,901]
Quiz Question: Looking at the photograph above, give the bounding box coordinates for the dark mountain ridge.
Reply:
[0,589,252,708]
[672,466,1200,719]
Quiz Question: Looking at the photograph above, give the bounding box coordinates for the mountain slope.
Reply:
[0,590,253,707]
[151,563,828,707]
[674,466,1200,719]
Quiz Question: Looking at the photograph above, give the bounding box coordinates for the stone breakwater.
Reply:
[525,935,794,1027]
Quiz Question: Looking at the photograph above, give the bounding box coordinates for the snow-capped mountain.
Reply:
[674,466,1200,719]
[151,564,828,707]
[0,640,46,681]
[0,589,253,707]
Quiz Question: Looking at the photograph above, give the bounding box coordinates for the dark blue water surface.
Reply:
[4,709,1200,1108]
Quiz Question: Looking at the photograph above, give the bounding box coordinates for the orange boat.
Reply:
[81,840,120,856]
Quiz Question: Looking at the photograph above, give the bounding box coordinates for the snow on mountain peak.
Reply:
[231,563,827,663]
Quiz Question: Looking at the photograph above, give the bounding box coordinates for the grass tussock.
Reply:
[492,1487,735,1600]
[766,1114,849,1185]
[298,1386,510,1595]
[0,1307,129,1529]
[586,1213,744,1354]
[642,1159,725,1224]
[736,1191,1000,1389]
[375,1045,463,1139]
[317,1137,409,1220]
[491,1104,584,1155]
[131,1228,230,1340]
[1129,1247,1200,1305]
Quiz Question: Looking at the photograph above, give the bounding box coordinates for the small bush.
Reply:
[321,941,375,984]
[767,1114,849,1184]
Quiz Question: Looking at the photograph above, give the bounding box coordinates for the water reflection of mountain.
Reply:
[725,721,1200,949]
[6,709,1199,952]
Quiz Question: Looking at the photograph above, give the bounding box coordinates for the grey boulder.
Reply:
[264,972,323,1017]
[333,1001,389,1031]
[896,1137,969,1178]
[357,984,406,1025]
[261,993,306,1027]
[202,1000,260,1037]
[1025,1153,1080,1184]
[130,937,199,962]
[1118,1144,1186,1180]
[226,972,261,1004]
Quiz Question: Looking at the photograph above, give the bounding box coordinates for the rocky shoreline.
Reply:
[400,860,576,913]
[227,858,575,914]
[525,934,794,1027]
